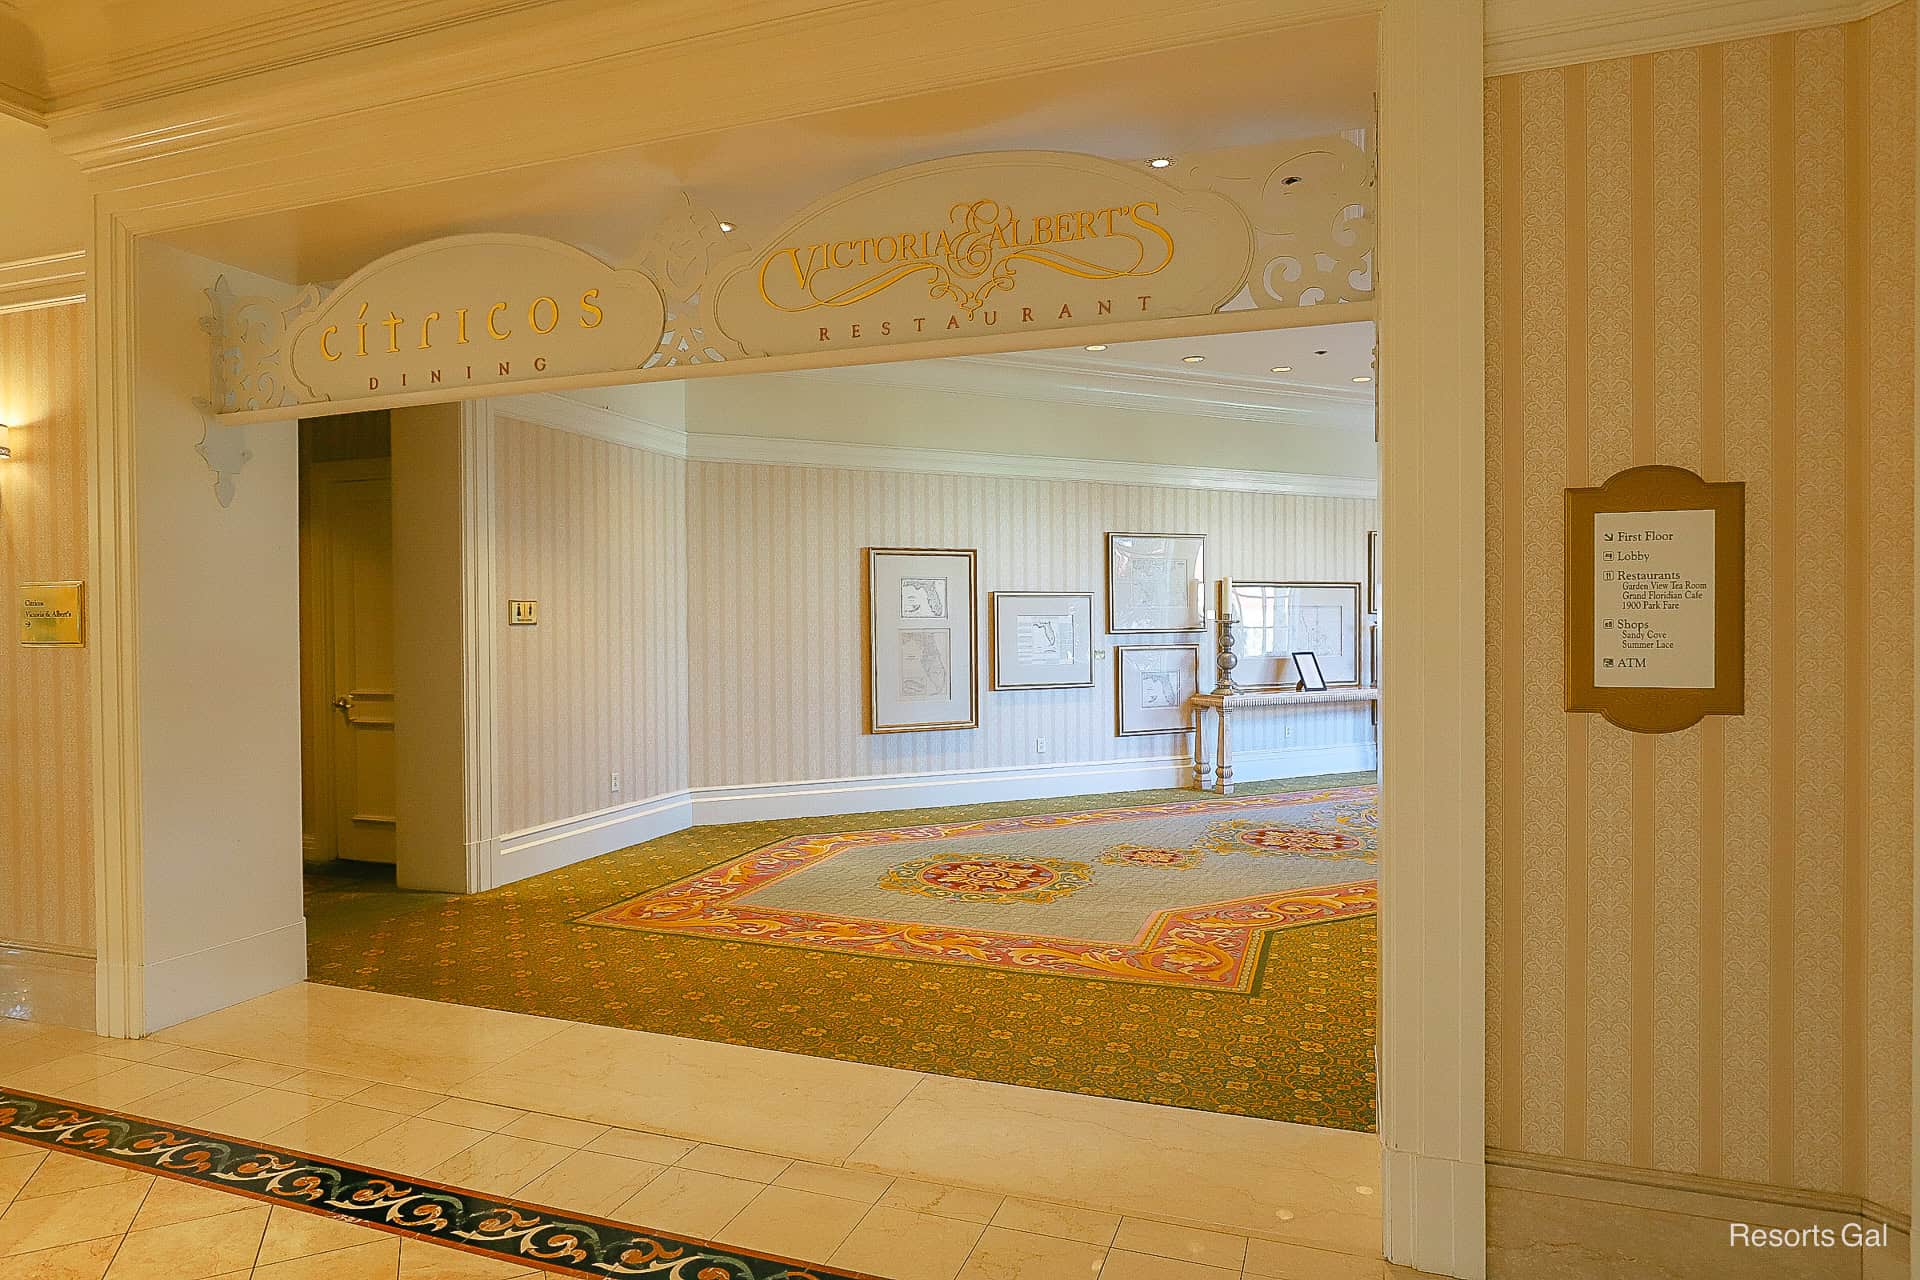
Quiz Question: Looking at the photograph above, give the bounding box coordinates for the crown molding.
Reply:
[805,353,1376,431]
[1484,0,1905,75]
[493,392,1374,496]
[490,391,688,458]
[686,431,1377,498]
[0,251,85,315]
[0,85,48,125]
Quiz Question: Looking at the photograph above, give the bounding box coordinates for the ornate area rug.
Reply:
[576,788,1376,993]
[307,776,1380,1131]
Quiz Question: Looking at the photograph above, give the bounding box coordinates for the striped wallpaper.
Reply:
[0,302,92,955]
[493,414,691,834]
[686,461,1376,788]
[1484,4,1914,1214]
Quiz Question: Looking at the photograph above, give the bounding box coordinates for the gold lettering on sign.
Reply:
[757,197,1176,319]
[18,582,84,647]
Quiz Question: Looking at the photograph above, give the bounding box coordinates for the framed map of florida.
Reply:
[867,547,979,732]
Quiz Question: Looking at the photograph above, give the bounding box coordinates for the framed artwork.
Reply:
[1293,651,1329,691]
[1367,530,1381,615]
[990,592,1094,690]
[1105,532,1206,633]
[1115,644,1200,736]
[1228,580,1363,688]
[866,547,978,733]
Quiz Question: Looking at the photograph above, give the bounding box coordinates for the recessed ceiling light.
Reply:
[718,221,736,233]
[1085,344,1107,352]
[1270,365,1292,373]
[1353,375,1372,383]
[1181,354,1206,364]
[1147,157,1174,169]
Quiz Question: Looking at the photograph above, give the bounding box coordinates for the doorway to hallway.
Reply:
[296,325,1385,1138]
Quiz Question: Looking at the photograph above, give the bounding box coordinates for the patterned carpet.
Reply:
[307,774,1379,1132]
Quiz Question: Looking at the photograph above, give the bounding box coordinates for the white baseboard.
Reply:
[141,919,307,1032]
[1485,1150,1908,1279]
[0,942,96,1030]
[1227,743,1378,787]
[492,789,695,888]
[691,742,1376,824]
[475,745,1377,889]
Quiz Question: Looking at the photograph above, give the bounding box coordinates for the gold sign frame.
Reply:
[1564,465,1744,734]
[18,581,85,647]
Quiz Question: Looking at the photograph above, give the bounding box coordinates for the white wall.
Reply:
[493,413,690,833]
[390,402,471,893]
[0,117,87,263]
[686,461,1377,806]
[338,372,1374,892]
[135,242,305,1028]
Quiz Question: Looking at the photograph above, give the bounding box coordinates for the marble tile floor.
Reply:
[0,985,1399,1280]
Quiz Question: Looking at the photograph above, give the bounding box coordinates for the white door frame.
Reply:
[81,2,1491,1272]
[1373,3,1487,1273]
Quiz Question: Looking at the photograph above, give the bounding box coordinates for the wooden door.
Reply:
[309,459,397,863]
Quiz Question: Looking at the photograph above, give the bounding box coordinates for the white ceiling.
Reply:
[782,321,1376,432]
[1012,323,1377,393]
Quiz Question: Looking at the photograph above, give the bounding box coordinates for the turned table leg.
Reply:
[1192,706,1213,790]
[1216,704,1235,794]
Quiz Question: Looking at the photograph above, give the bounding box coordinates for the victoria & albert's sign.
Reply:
[708,151,1253,355]
[282,235,666,402]
[206,141,1366,422]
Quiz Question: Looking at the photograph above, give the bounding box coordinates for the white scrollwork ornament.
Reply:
[1174,134,1376,309]
[197,276,320,506]
[623,193,739,366]
[201,276,324,413]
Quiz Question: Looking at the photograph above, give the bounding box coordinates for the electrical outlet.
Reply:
[610,771,621,794]
[1035,737,1050,756]
[1283,724,1295,742]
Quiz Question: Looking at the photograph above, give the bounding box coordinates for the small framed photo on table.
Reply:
[1292,651,1328,692]
[1115,644,1200,736]
[990,592,1094,690]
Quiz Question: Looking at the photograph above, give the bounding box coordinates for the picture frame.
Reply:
[990,592,1094,690]
[1293,650,1328,692]
[1105,532,1206,633]
[1227,580,1363,688]
[1367,530,1381,616]
[866,547,978,733]
[1114,643,1200,737]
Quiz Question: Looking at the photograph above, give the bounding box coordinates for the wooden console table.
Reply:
[1189,687,1381,793]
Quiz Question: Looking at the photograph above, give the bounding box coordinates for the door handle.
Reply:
[332,694,354,713]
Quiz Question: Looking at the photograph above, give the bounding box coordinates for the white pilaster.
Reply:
[1377,0,1490,1275]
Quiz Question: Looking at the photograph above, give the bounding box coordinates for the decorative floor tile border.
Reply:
[577,786,1379,993]
[0,1086,880,1279]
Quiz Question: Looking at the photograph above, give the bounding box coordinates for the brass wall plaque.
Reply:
[1565,466,1743,733]
[18,581,85,647]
